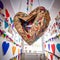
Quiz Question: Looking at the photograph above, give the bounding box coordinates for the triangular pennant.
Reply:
[2,41,9,55]
[8,26,13,34]
[10,17,13,24]
[5,9,10,18]
[0,1,4,9]
[18,49,20,60]
[12,46,16,55]
[4,20,9,28]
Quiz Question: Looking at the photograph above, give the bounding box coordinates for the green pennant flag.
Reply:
[4,20,9,28]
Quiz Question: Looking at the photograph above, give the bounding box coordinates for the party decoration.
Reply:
[20,48,22,55]
[55,11,60,29]
[56,44,60,52]
[4,20,9,28]
[0,29,21,47]
[2,41,9,55]
[44,34,60,43]
[12,46,16,55]
[10,17,13,24]
[10,56,17,60]
[8,26,13,34]
[44,43,46,48]
[27,0,29,12]
[51,44,55,54]
[45,51,48,58]
[0,1,4,9]
[50,54,53,60]
[18,49,20,60]
[48,44,50,50]
[30,0,33,11]
[5,9,10,18]
[14,6,50,45]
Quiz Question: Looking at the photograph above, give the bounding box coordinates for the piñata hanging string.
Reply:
[30,0,33,11]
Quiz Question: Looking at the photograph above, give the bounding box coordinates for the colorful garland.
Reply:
[26,0,34,13]
[26,0,29,13]
[30,0,33,11]
[0,29,21,47]
[44,34,60,43]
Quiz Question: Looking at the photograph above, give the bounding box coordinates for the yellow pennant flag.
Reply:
[45,51,48,58]
[10,56,17,60]
[12,46,16,55]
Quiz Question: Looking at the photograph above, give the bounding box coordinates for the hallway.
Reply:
[21,53,47,60]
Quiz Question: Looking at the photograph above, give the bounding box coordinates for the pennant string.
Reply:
[0,29,21,47]
[44,34,60,43]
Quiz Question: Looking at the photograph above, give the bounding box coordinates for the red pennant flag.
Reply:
[5,9,10,18]
[50,54,53,60]
[51,44,55,54]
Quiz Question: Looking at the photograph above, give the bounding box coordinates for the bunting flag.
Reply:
[0,1,4,9]
[8,26,13,35]
[44,34,60,43]
[2,41,9,55]
[0,29,21,47]
[10,17,13,24]
[4,20,9,28]
[30,0,33,11]
[45,51,48,58]
[56,43,60,52]
[5,9,10,18]
[50,54,53,60]
[10,56,17,60]
[12,46,16,55]
[18,49,20,60]
[51,44,55,54]
[48,44,50,50]
[26,0,29,13]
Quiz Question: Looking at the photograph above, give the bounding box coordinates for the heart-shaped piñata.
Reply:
[14,6,50,45]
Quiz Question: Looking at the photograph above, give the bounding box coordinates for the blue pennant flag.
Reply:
[4,20,9,28]
[10,17,13,24]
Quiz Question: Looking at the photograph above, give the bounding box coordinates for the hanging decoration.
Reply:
[18,49,20,60]
[0,29,21,47]
[2,41,9,55]
[30,0,33,11]
[12,46,16,55]
[50,54,53,60]
[51,44,55,54]
[8,25,13,35]
[4,20,9,29]
[5,9,10,19]
[26,0,29,13]
[10,17,13,24]
[44,34,60,43]
[56,43,60,52]
[55,11,60,30]
[48,44,50,50]
[45,51,48,58]
[10,56,17,60]
[14,6,50,45]
[0,0,4,9]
